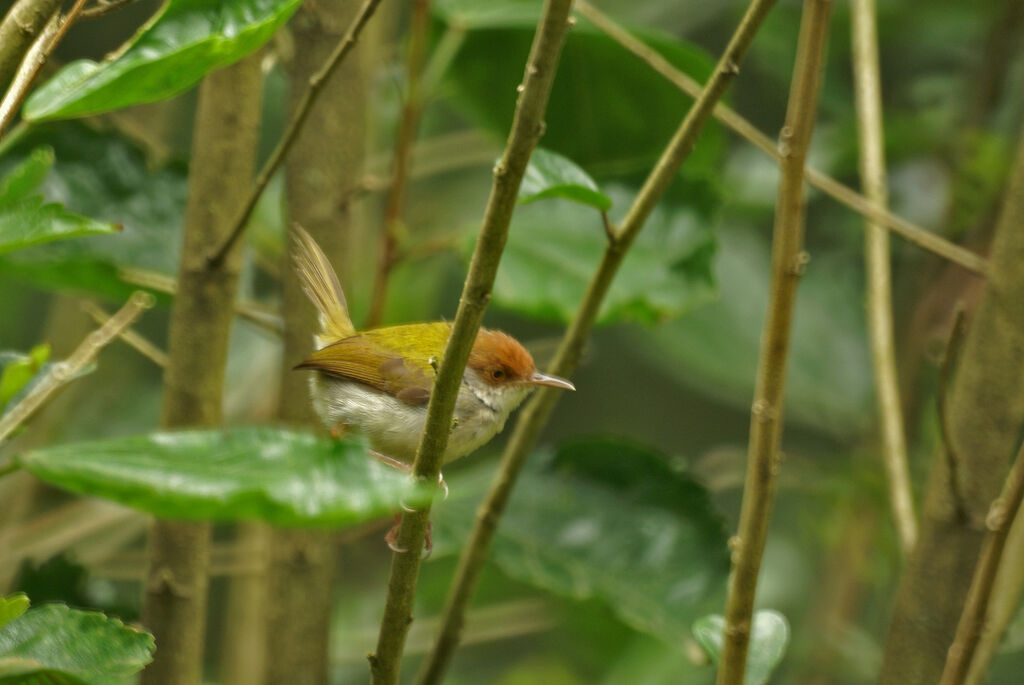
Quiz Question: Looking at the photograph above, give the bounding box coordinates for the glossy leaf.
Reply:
[0,604,153,684]
[0,596,29,631]
[0,148,119,255]
[692,610,790,685]
[635,224,873,436]
[441,8,724,182]
[520,148,612,211]
[490,186,715,324]
[434,442,729,645]
[0,345,49,411]
[24,0,302,121]
[0,124,187,300]
[18,428,429,527]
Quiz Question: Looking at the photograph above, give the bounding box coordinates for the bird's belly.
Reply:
[310,375,507,463]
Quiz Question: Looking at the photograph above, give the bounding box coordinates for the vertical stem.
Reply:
[939,438,1024,685]
[417,1,780,682]
[716,2,832,683]
[878,125,1024,685]
[140,55,264,685]
[367,2,575,683]
[254,1,370,683]
[365,0,431,328]
[850,0,917,555]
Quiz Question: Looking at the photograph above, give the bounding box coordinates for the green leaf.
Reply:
[18,427,429,527]
[0,124,187,300]
[24,0,302,121]
[0,148,119,255]
[442,10,724,182]
[490,186,715,324]
[635,224,873,437]
[519,148,612,211]
[692,610,790,685]
[434,442,729,645]
[0,604,153,684]
[0,596,29,631]
[0,345,49,411]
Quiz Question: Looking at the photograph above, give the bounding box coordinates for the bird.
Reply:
[290,225,575,548]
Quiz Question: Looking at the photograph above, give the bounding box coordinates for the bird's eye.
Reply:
[491,368,505,380]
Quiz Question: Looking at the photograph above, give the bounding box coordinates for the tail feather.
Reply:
[291,223,356,346]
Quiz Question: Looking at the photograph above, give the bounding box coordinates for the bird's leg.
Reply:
[385,513,406,553]
[369,449,448,500]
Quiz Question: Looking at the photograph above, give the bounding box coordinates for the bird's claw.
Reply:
[438,472,449,500]
[384,514,432,559]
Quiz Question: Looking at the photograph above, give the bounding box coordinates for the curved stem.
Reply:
[716,2,832,683]
[367,2,575,683]
[416,0,782,682]
[850,0,917,555]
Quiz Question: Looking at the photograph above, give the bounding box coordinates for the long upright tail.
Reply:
[291,223,356,347]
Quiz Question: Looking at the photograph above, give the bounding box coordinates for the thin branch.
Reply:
[717,2,832,684]
[939,438,1024,685]
[0,0,89,141]
[850,0,916,555]
[938,306,967,519]
[0,0,63,87]
[206,0,383,267]
[365,0,433,328]
[574,0,989,276]
[80,0,141,20]
[0,291,153,445]
[81,300,168,367]
[117,266,285,335]
[368,2,575,683]
[416,0,781,682]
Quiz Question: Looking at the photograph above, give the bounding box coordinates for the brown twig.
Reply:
[716,2,832,683]
[81,300,168,367]
[938,306,967,519]
[938,438,1024,685]
[0,291,154,446]
[574,0,988,276]
[0,0,90,140]
[206,0,383,267]
[416,1,782,682]
[365,0,433,328]
[80,0,141,20]
[367,2,575,683]
[850,0,917,555]
[0,0,63,87]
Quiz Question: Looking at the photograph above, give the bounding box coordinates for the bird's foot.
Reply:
[369,449,448,500]
[384,513,433,559]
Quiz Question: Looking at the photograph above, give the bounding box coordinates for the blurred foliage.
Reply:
[0,344,48,412]
[0,0,1021,682]
[0,599,153,684]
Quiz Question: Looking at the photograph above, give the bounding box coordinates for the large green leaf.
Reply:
[489,186,715,324]
[519,148,612,211]
[635,223,873,436]
[434,440,729,645]
[18,428,429,527]
[440,6,724,183]
[0,124,187,300]
[24,0,301,121]
[0,148,119,255]
[0,604,153,684]
[692,610,790,685]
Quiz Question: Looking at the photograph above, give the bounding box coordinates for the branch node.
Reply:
[751,398,775,422]
[723,59,740,75]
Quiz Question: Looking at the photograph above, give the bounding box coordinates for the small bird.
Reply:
[291,224,575,471]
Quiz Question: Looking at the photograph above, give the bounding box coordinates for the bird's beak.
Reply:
[524,371,575,391]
